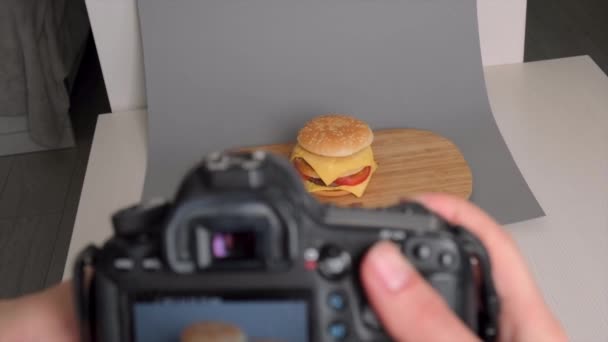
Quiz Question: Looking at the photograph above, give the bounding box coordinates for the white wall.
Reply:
[86,0,527,113]
[477,0,527,66]
[86,0,147,112]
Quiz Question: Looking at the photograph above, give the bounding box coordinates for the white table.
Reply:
[64,56,608,341]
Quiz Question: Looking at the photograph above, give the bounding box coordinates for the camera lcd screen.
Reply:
[133,296,308,342]
[211,231,256,261]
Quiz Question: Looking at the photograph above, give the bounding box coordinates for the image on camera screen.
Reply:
[133,296,308,342]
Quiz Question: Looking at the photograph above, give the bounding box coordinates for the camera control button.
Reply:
[439,251,456,268]
[327,321,348,340]
[327,291,347,311]
[303,248,320,271]
[304,248,319,261]
[361,305,382,330]
[142,258,162,271]
[112,198,168,237]
[414,244,432,260]
[113,258,134,271]
[318,245,351,280]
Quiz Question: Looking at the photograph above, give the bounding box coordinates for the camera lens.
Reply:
[211,231,256,261]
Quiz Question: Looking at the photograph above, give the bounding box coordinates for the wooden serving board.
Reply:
[239,129,472,208]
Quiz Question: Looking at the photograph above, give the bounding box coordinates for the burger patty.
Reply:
[308,177,329,186]
[292,157,371,187]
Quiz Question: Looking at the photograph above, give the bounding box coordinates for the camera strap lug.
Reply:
[73,244,99,342]
[454,227,500,342]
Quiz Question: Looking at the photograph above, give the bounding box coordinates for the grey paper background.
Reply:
[137,0,544,224]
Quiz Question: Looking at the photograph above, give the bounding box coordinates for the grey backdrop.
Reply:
[137,0,544,224]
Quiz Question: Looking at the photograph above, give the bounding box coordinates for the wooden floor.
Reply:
[1,0,607,299]
[0,37,110,298]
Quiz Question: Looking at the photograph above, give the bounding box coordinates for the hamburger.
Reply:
[290,114,377,197]
[181,321,246,342]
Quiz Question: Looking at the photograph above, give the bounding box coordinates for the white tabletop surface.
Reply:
[63,55,608,341]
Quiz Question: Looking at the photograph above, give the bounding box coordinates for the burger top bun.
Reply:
[296,114,373,157]
[181,321,246,342]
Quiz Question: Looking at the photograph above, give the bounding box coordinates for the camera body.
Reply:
[74,151,499,342]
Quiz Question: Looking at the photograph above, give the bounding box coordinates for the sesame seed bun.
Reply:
[181,322,247,342]
[297,114,373,157]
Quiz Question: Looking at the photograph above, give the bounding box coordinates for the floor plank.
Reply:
[45,156,89,286]
[0,148,78,219]
[0,214,62,298]
[17,214,64,296]
[0,219,17,297]
[0,157,14,196]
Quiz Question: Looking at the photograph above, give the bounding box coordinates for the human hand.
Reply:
[0,194,567,342]
[360,193,567,342]
[0,281,78,342]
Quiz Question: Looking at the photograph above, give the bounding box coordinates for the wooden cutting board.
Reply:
[239,128,472,208]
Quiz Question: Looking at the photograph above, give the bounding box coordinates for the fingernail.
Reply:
[369,242,411,292]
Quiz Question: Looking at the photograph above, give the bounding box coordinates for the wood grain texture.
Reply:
[240,128,472,208]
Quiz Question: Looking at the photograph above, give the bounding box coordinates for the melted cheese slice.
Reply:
[290,145,376,186]
[303,162,377,197]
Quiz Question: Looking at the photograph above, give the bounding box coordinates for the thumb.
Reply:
[360,241,479,342]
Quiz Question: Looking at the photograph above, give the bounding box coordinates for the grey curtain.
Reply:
[0,0,89,147]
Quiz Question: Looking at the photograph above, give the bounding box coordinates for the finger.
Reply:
[0,282,78,342]
[413,193,563,337]
[25,282,79,341]
[413,193,541,303]
[361,241,479,342]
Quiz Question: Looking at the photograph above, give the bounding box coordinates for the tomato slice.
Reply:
[293,158,371,187]
[333,166,371,186]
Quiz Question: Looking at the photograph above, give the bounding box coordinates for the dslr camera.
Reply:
[74,151,500,342]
